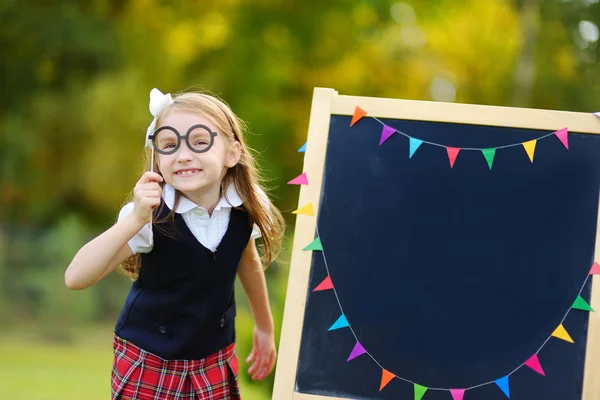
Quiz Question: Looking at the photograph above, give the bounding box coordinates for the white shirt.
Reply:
[118,184,263,254]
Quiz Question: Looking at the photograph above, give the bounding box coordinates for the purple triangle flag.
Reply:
[347,341,367,361]
[380,125,396,145]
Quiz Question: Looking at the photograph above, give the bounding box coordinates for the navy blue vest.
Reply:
[115,203,253,360]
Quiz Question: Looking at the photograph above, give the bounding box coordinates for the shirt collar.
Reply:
[163,183,243,214]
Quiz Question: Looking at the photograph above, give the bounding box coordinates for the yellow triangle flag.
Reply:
[522,140,537,162]
[552,324,574,343]
[292,203,314,216]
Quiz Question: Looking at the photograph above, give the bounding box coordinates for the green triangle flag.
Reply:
[414,384,428,400]
[302,237,323,251]
[573,296,594,312]
[482,148,496,170]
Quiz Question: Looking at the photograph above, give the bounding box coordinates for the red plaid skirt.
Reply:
[111,335,241,400]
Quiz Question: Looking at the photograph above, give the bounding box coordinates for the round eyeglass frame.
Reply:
[148,124,218,155]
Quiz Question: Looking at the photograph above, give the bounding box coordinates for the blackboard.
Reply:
[273,88,600,400]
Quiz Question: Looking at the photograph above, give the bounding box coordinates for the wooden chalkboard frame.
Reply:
[271,88,600,400]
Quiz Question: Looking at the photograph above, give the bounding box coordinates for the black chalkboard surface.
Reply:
[272,89,600,400]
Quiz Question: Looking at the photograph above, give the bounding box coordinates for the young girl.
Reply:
[65,88,285,399]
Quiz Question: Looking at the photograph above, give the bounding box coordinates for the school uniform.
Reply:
[112,184,261,400]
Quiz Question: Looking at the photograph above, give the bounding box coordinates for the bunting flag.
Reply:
[450,389,466,400]
[554,128,569,149]
[347,341,367,361]
[594,112,600,118]
[447,147,460,168]
[590,262,600,274]
[524,354,545,376]
[302,237,323,251]
[572,296,594,312]
[380,125,396,145]
[298,142,307,152]
[552,324,574,343]
[288,172,308,185]
[351,106,367,126]
[495,376,510,398]
[379,369,395,391]
[328,314,349,331]
[482,148,496,170]
[522,140,537,162]
[414,384,428,400]
[313,276,334,291]
[292,203,315,216]
[409,138,424,158]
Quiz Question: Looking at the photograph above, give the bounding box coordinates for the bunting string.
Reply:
[314,221,594,395]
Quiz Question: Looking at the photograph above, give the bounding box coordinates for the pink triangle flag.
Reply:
[380,125,396,145]
[554,127,569,149]
[313,276,334,291]
[288,172,308,185]
[524,354,545,376]
[447,147,460,168]
[590,262,600,275]
[450,389,465,400]
[347,341,367,361]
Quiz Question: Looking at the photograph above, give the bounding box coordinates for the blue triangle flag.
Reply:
[298,142,307,152]
[495,376,510,398]
[409,138,424,158]
[328,314,349,331]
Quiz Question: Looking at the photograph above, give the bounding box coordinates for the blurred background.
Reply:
[0,0,599,399]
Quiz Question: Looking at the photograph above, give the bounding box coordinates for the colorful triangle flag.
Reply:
[554,128,569,150]
[328,314,349,331]
[380,125,396,145]
[302,237,323,251]
[552,324,574,343]
[572,296,594,312]
[414,384,428,400]
[447,147,460,168]
[347,341,367,361]
[313,276,334,291]
[590,261,600,274]
[292,203,314,216]
[450,389,465,400]
[409,138,424,158]
[379,369,395,391]
[523,140,537,162]
[288,172,308,185]
[351,106,367,126]
[524,354,545,376]
[495,376,510,398]
[482,148,496,170]
[298,142,307,152]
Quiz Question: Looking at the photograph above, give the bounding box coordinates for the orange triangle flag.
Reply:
[552,324,574,343]
[380,369,395,391]
[313,276,334,291]
[351,106,367,127]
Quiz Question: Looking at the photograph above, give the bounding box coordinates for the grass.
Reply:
[0,325,270,400]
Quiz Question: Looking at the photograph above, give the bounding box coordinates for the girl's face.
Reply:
[156,111,240,196]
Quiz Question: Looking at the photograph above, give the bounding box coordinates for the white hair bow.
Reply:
[145,88,174,148]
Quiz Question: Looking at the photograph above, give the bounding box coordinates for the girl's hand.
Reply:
[132,171,163,225]
[246,326,276,381]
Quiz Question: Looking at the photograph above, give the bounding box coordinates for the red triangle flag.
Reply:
[590,262,600,275]
[524,354,545,376]
[350,106,367,127]
[313,276,334,291]
[447,147,460,168]
[379,369,395,391]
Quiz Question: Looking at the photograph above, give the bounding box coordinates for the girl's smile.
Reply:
[174,168,203,178]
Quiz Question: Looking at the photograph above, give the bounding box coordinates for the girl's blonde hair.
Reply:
[117,91,285,280]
